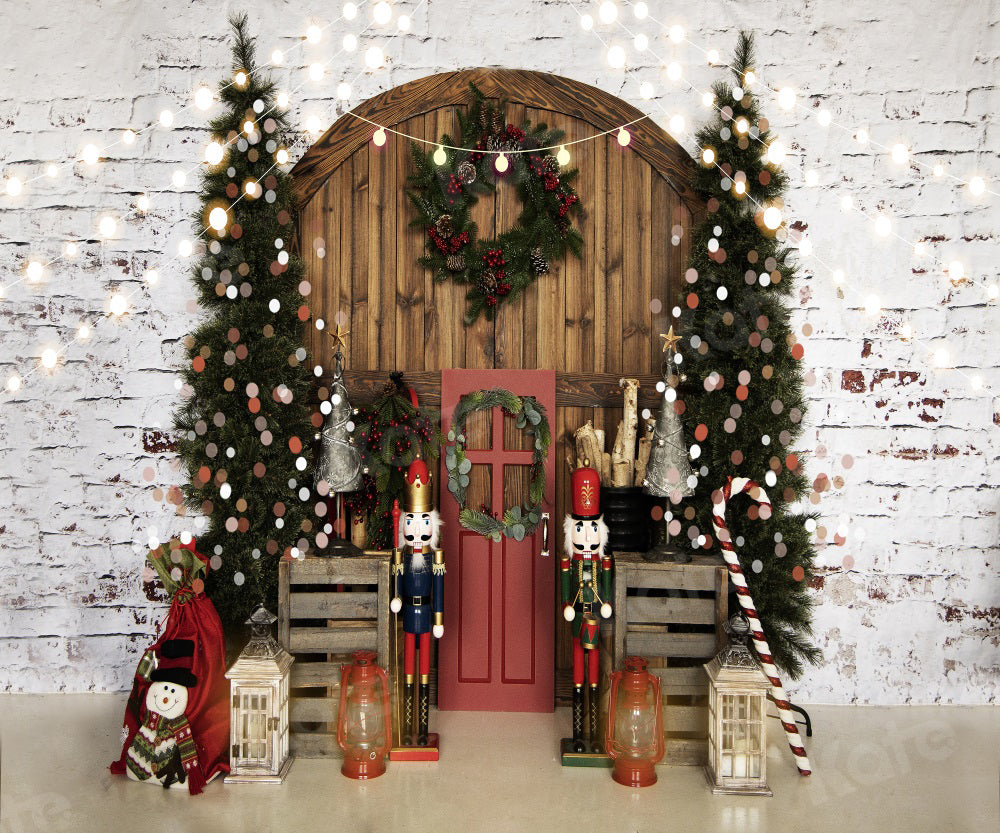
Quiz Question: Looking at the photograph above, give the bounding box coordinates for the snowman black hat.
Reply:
[150,639,198,688]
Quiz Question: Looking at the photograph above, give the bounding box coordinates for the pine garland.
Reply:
[406,83,583,324]
[173,14,313,631]
[678,32,820,678]
[445,388,550,541]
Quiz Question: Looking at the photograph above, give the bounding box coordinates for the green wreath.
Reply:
[407,83,583,325]
[445,388,551,541]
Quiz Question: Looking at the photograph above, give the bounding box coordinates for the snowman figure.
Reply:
[126,639,201,790]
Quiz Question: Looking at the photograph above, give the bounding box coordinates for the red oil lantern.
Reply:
[605,656,665,787]
[337,650,392,779]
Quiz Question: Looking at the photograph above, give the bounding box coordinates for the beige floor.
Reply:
[0,695,995,833]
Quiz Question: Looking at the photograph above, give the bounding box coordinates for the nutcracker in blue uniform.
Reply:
[390,458,444,746]
[561,463,613,753]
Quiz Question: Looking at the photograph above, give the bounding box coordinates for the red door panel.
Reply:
[439,369,555,712]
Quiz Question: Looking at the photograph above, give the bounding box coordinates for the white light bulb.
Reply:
[706,48,719,65]
[840,194,854,211]
[26,260,44,282]
[639,81,654,100]
[343,2,358,19]
[373,128,387,147]
[805,169,819,186]
[599,1,618,23]
[244,119,256,136]
[874,215,892,237]
[666,61,682,81]
[947,260,964,282]
[306,115,322,134]
[99,216,117,238]
[634,33,648,51]
[121,129,136,147]
[64,241,78,257]
[194,86,213,110]
[668,24,685,43]
[617,127,630,147]
[988,284,1000,301]
[762,206,782,230]
[799,236,813,256]
[557,145,570,166]
[777,87,796,110]
[82,144,100,166]
[933,347,950,367]
[580,13,594,30]
[365,45,385,68]
[208,207,228,232]
[971,375,984,389]
[205,140,224,165]
[701,91,715,108]
[159,109,174,127]
[277,91,290,109]
[109,293,128,316]
[899,322,912,339]
[41,348,58,369]
[607,45,625,69]
[5,176,23,196]
[433,145,447,165]
[6,375,21,392]
[855,127,869,145]
[969,176,986,196]
[864,294,880,315]
[136,194,150,212]
[172,169,186,187]
[145,269,159,285]
[306,24,322,43]
[337,82,352,100]
[397,14,411,30]
[891,143,909,164]
[733,180,746,195]
[309,62,324,80]
[373,0,392,23]
[766,141,786,165]
[276,148,290,165]
[495,153,509,173]
[913,241,926,257]
[701,147,715,165]
[817,109,832,127]
[78,323,90,339]
[178,239,193,257]
[735,117,749,134]
[932,163,944,177]
[669,114,685,134]
[271,49,284,65]
[343,34,357,52]
[633,2,648,18]
[832,269,845,284]
[743,70,756,86]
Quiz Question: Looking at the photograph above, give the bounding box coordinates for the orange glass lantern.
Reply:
[605,656,665,787]
[336,650,392,779]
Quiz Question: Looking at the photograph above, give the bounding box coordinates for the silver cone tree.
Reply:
[315,365,362,493]
[643,390,694,499]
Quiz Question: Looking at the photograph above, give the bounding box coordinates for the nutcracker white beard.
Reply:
[563,515,609,558]
[399,509,441,551]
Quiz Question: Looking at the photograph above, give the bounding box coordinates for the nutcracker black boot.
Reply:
[572,685,586,752]
[403,681,415,745]
[588,683,601,752]
[417,680,430,746]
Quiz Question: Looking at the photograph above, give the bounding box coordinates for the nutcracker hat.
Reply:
[150,638,198,688]
[571,463,601,520]
[404,457,433,513]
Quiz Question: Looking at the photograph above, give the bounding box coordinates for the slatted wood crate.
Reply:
[277,553,391,758]
[611,550,728,765]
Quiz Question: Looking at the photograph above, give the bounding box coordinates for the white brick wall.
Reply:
[1,0,997,703]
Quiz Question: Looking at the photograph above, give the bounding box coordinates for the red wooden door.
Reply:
[438,369,556,712]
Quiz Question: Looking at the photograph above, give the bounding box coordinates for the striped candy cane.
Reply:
[713,476,812,776]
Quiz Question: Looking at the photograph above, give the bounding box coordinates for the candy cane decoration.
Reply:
[713,476,812,776]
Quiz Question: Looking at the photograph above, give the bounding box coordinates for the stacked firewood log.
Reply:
[568,378,653,486]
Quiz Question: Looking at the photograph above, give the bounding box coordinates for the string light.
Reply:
[121,130,136,146]
[136,195,150,213]
[178,239,194,257]
[194,86,214,110]
[987,284,1000,301]
[5,176,23,196]
[234,70,248,88]
[343,33,358,51]
[365,45,385,68]
[309,63,324,80]
[397,14,411,30]
[898,321,912,339]
[634,33,648,51]
[668,24,684,43]
[766,140,786,165]
[832,269,846,284]
[276,91,289,109]
[701,91,715,108]
[639,81,654,99]
[306,23,322,43]
[99,216,117,238]
[874,215,892,237]
[864,294,881,316]
[271,49,284,65]
[735,116,749,134]
[932,163,945,177]
[854,127,869,145]
[913,241,926,257]
[607,44,625,68]
[373,1,393,23]
[306,114,322,134]
[969,176,985,196]
[777,87,796,110]
[64,241,78,257]
[144,269,159,285]
[433,145,447,165]
[82,144,100,166]
[77,323,91,340]
[666,61,682,81]
[817,109,832,127]
[668,113,685,134]
[26,261,44,283]
[159,109,174,127]
[372,127,387,146]
[840,194,853,211]
[599,1,618,23]
[205,140,225,164]
[6,375,21,392]
[617,127,631,146]
[762,206,782,230]
[580,13,594,29]
[947,260,965,283]
[495,153,509,173]
[337,82,352,100]
[933,347,950,368]
[109,293,128,317]
[557,145,570,166]
[743,70,756,87]
[40,348,59,370]
[172,169,187,187]
[276,148,290,165]
[343,2,358,19]
[804,169,819,186]
[971,375,984,390]
[706,48,719,65]
[701,147,715,165]
[208,207,229,232]
[633,1,648,18]
[891,143,909,165]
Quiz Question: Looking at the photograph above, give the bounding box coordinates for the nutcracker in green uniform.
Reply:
[561,463,613,753]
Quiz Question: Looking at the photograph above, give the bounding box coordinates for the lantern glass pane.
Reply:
[750,693,762,722]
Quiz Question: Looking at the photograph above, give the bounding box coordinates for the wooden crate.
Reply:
[611,551,728,766]
[278,553,391,758]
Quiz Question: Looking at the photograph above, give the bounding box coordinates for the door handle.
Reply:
[540,513,550,557]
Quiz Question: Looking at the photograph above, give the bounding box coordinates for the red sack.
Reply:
[110,541,230,793]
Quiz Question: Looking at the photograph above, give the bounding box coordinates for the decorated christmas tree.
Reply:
[678,32,819,677]
[174,14,313,632]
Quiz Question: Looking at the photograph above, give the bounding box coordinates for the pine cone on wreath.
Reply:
[477,269,500,296]
[544,154,560,173]
[446,253,466,272]
[529,247,549,275]
[456,161,476,185]
[491,111,504,135]
[486,134,504,153]
[435,214,454,239]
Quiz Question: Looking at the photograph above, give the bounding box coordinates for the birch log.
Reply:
[574,421,603,472]
[634,435,652,487]
[611,378,640,486]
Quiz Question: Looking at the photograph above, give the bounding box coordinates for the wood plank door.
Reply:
[438,369,556,712]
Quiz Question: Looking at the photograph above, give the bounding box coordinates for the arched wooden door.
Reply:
[293,68,704,704]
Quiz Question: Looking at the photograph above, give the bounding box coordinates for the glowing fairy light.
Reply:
[495,153,509,173]
[373,128,387,146]
[195,86,214,110]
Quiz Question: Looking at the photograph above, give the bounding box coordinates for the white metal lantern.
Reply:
[224,605,294,784]
[704,614,772,796]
